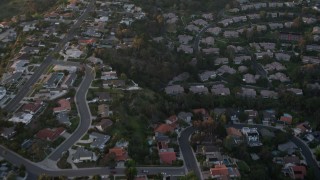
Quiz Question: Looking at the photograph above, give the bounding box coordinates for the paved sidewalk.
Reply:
[38,159,59,169]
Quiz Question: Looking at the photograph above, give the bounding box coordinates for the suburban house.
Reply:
[22,101,43,114]
[43,72,65,89]
[177,112,193,124]
[98,104,112,118]
[61,73,77,89]
[0,127,16,139]
[108,147,129,161]
[226,127,243,145]
[159,149,176,165]
[9,112,33,124]
[165,85,184,95]
[89,132,110,150]
[154,124,175,134]
[101,71,117,80]
[189,85,209,94]
[211,84,230,96]
[210,164,241,179]
[96,92,112,102]
[205,151,223,166]
[282,164,307,180]
[53,99,71,113]
[56,112,71,126]
[279,113,293,125]
[165,115,178,125]
[293,122,311,136]
[241,127,262,147]
[72,147,97,163]
[35,127,65,141]
[95,119,113,132]
[260,90,278,99]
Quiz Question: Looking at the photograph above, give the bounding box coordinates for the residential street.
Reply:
[47,65,94,161]
[178,126,202,179]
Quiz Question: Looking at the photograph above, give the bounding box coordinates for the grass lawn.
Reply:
[74,161,97,168]
[237,160,250,173]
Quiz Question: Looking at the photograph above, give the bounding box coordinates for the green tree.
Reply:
[314,146,320,160]
[179,171,198,180]
[92,175,101,180]
[125,160,137,180]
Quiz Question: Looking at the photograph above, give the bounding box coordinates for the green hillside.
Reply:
[0,0,59,21]
[0,0,28,21]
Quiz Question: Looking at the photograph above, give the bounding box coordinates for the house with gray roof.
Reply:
[219,19,233,27]
[0,127,16,139]
[302,56,320,64]
[165,85,184,95]
[287,88,303,95]
[56,112,71,126]
[234,56,251,65]
[217,65,236,75]
[268,23,283,30]
[275,53,291,61]
[259,42,276,51]
[199,71,216,82]
[239,88,256,98]
[177,44,193,54]
[189,85,209,94]
[202,48,220,55]
[89,132,111,150]
[255,51,273,59]
[206,27,221,36]
[243,74,260,84]
[72,147,97,163]
[211,84,230,96]
[178,112,193,124]
[178,35,193,44]
[260,90,278,99]
[247,14,260,20]
[223,31,239,38]
[214,58,229,65]
[269,72,290,82]
[306,44,320,52]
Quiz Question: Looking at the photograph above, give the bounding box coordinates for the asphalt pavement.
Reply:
[178,126,202,179]
[47,65,94,161]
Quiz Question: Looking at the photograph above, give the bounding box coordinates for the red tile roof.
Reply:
[22,101,42,114]
[109,147,128,161]
[210,164,229,177]
[226,127,243,137]
[35,127,65,141]
[280,116,292,124]
[154,124,174,134]
[291,165,306,179]
[167,115,178,123]
[79,39,97,45]
[53,99,71,113]
[192,108,208,115]
[159,151,176,165]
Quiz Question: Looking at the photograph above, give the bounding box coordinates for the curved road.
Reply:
[4,0,96,112]
[179,127,202,179]
[0,143,184,178]
[48,65,94,161]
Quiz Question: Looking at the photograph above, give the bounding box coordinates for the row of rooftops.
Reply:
[165,84,303,97]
